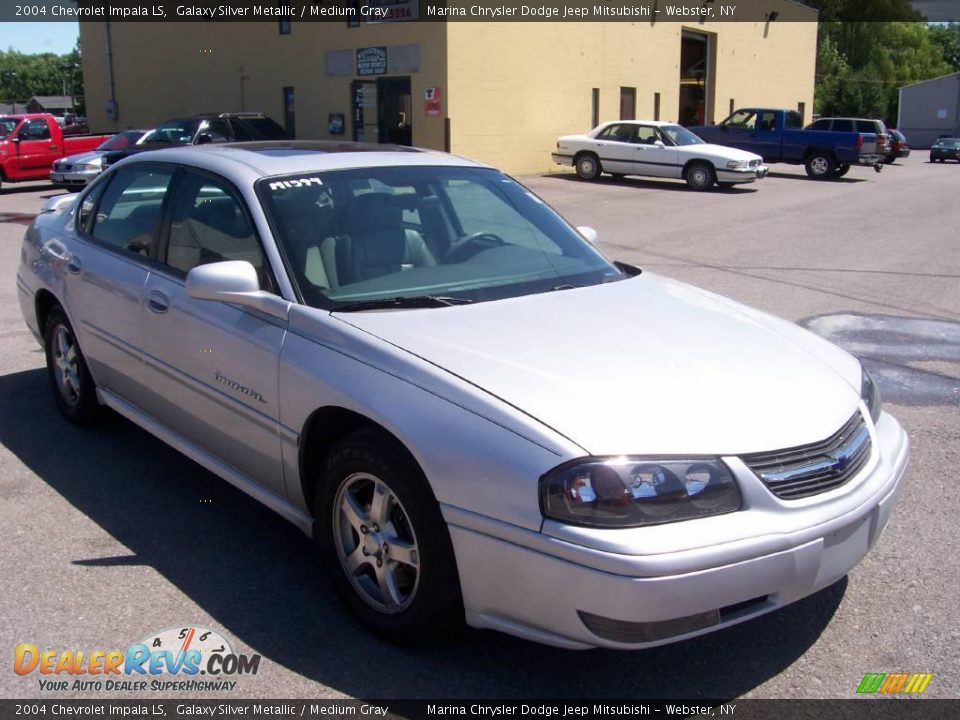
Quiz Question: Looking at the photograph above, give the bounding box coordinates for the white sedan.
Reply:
[553,120,768,190]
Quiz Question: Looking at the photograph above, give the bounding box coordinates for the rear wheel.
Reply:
[315,429,464,645]
[684,162,715,191]
[805,152,836,179]
[43,307,100,425]
[575,153,601,181]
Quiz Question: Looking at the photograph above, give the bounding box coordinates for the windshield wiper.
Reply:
[332,295,473,312]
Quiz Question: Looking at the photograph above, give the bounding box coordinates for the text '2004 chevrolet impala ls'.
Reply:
[17,142,909,649]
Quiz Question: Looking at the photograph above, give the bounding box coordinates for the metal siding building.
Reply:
[898,72,960,149]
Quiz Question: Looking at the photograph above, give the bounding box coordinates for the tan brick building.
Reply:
[80,5,817,175]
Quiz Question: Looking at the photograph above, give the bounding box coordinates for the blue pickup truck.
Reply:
[689,108,886,179]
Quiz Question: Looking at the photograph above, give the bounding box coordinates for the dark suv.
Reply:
[102,112,289,167]
[806,117,890,155]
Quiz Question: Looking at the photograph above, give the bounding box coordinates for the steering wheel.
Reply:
[447,232,506,263]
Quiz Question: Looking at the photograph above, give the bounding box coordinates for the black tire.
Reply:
[43,306,100,425]
[805,152,836,179]
[832,164,851,178]
[314,429,464,645]
[574,153,601,181]
[684,162,716,191]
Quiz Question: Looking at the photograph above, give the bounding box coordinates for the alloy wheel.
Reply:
[332,472,420,614]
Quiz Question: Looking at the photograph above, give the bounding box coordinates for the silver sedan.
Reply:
[17,142,909,649]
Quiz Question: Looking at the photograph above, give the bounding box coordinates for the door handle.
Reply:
[49,145,59,150]
[65,254,82,275]
[146,290,170,314]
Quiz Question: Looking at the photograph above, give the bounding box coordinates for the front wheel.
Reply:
[575,153,601,181]
[315,430,464,645]
[805,153,836,179]
[44,307,100,425]
[685,162,716,191]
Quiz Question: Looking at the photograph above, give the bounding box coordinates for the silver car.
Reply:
[17,143,909,649]
[50,129,150,188]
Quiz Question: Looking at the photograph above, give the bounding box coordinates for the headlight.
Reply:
[861,367,882,423]
[726,160,749,169]
[78,158,103,171]
[540,458,741,528]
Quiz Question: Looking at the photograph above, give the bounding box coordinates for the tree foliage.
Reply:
[0,40,84,114]
[928,22,960,70]
[805,0,952,124]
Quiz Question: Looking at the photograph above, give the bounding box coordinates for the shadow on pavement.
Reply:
[0,367,845,699]
[764,171,867,184]
[542,173,759,194]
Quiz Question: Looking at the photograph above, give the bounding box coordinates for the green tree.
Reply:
[928,22,960,70]
[0,41,85,114]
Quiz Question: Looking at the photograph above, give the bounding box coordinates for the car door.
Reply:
[139,168,286,496]
[630,125,679,178]
[9,118,58,176]
[715,109,757,152]
[593,123,636,174]
[750,110,782,161]
[66,163,176,407]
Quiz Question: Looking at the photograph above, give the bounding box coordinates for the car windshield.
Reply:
[141,120,200,145]
[936,138,959,147]
[257,166,625,309]
[0,117,18,139]
[661,125,704,146]
[97,130,146,150]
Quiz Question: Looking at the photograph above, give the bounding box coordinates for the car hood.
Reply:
[57,150,104,165]
[684,144,763,163]
[336,274,861,456]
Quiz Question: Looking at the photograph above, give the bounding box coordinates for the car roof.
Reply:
[597,120,678,128]
[113,141,490,178]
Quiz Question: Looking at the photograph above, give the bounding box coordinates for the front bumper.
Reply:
[49,168,100,187]
[715,165,768,183]
[448,411,909,649]
[551,153,574,167]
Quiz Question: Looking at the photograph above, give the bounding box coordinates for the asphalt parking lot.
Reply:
[1,155,958,701]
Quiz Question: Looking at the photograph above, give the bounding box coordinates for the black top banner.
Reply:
[2,0,960,23]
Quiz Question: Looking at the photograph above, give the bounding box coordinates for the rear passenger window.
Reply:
[832,119,854,132]
[165,171,271,289]
[90,165,174,256]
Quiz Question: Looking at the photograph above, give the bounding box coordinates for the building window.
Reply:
[619,87,635,121]
[797,101,806,125]
[654,92,661,121]
[279,2,291,34]
[283,86,296,138]
[347,0,360,26]
[591,88,599,129]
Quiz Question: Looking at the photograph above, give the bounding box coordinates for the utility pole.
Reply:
[238,66,250,111]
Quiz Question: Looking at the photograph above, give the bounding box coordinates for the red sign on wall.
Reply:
[424,87,442,117]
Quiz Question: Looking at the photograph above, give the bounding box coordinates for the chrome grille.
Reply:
[741,412,872,500]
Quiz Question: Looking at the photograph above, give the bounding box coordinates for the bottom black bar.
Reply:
[0,700,957,720]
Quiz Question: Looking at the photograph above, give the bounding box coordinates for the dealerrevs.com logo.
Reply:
[14,626,261,692]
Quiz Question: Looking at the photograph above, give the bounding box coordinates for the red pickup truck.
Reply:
[0,113,112,192]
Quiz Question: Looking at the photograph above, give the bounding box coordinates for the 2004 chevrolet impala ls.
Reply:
[17,142,909,649]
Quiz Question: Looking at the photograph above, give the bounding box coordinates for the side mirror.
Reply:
[186,261,290,320]
[654,140,665,148]
[576,226,598,245]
